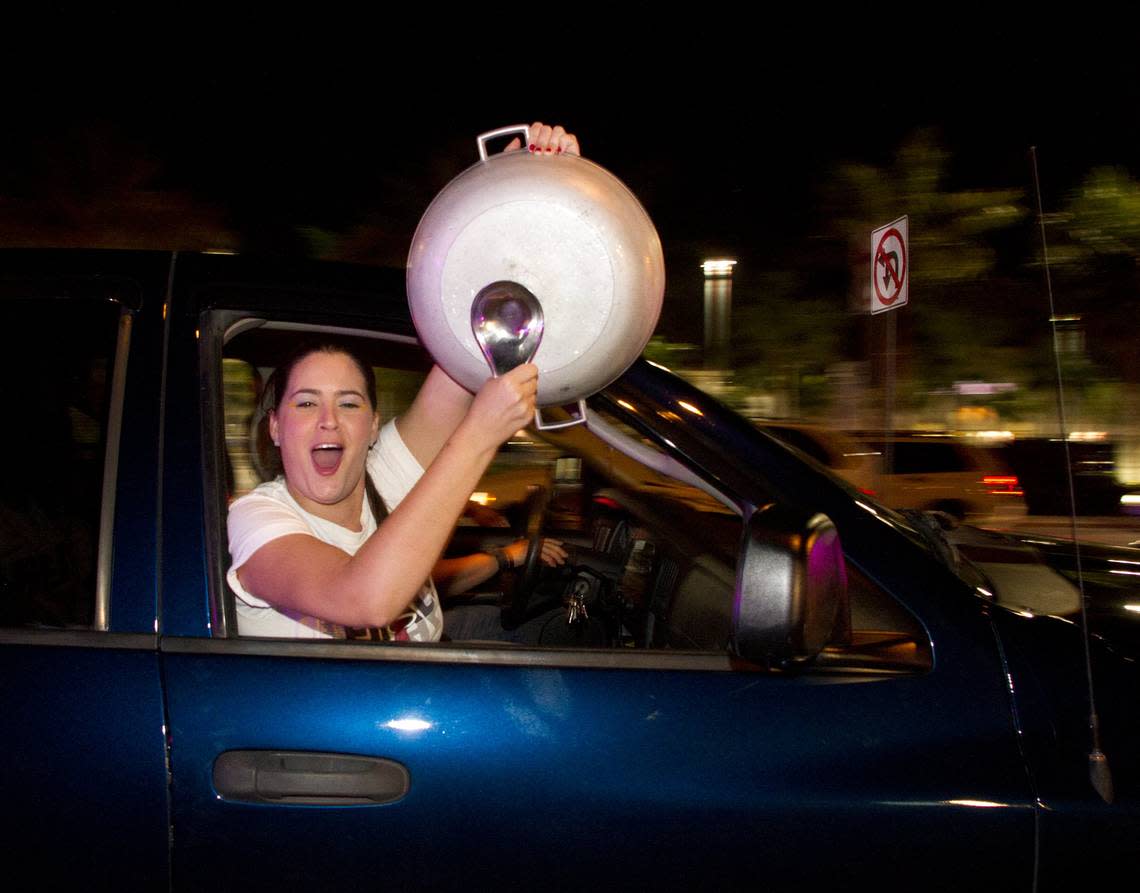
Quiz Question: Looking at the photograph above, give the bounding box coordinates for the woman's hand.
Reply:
[503,537,568,569]
[457,363,538,454]
[504,121,580,156]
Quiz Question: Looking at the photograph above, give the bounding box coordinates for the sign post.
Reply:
[870,216,909,479]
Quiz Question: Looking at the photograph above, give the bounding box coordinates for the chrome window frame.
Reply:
[94,308,133,630]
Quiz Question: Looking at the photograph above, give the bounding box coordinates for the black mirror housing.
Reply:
[733,506,847,667]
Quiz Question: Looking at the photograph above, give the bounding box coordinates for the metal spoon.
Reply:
[470,280,545,377]
[470,280,586,431]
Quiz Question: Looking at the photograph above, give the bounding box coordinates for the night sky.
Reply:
[9,38,1135,220]
[3,32,1138,346]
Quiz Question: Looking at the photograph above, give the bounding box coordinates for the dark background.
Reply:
[2,27,1137,372]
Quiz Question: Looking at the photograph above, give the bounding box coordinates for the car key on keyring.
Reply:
[566,578,590,624]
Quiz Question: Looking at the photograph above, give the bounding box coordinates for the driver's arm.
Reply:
[434,539,568,597]
[433,553,503,598]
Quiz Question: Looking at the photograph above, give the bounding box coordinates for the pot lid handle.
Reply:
[476,124,531,161]
[535,400,588,432]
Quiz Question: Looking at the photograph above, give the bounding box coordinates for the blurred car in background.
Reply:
[1000,437,1127,516]
[754,423,878,496]
[758,426,1026,523]
[853,434,1026,522]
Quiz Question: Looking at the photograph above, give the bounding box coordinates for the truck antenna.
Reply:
[1030,145,1113,804]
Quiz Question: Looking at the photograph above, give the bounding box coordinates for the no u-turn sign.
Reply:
[871,215,908,314]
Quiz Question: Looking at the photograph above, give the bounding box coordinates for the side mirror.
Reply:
[733,506,847,668]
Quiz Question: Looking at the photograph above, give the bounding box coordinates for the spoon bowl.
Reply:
[470,280,585,430]
[470,280,545,377]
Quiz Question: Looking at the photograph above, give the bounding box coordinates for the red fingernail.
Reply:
[556,146,562,154]
[528,144,536,152]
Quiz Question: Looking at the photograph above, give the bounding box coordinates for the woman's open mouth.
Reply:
[311,444,344,475]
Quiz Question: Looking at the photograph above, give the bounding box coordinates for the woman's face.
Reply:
[268,351,379,523]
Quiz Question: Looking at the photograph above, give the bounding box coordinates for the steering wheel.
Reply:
[504,484,552,625]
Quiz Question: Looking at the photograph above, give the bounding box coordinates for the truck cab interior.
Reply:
[213,317,931,672]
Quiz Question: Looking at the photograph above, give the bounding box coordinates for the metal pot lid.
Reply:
[407,125,664,409]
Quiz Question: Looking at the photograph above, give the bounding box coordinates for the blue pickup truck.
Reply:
[2,250,1136,890]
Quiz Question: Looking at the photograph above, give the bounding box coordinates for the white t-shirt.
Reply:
[226,419,443,641]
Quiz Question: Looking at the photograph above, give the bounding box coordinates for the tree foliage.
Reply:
[826,129,1027,285]
[1050,166,1140,265]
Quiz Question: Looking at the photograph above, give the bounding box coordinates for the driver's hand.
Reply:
[540,538,568,567]
[504,537,568,568]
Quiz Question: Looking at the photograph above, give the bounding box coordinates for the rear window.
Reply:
[0,297,123,628]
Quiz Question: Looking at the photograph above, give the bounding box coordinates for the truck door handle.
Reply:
[213,751,410,805]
